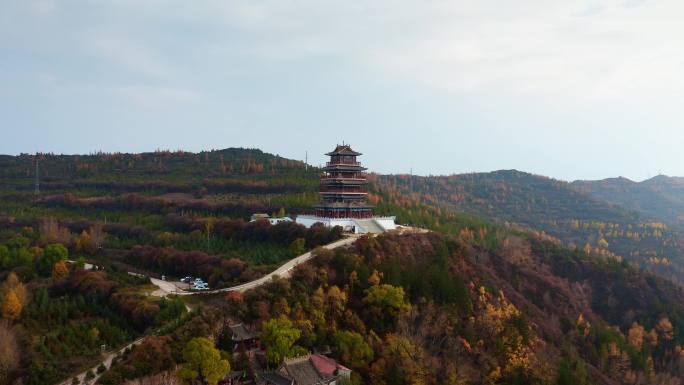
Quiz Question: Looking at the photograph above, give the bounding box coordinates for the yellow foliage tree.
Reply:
[76,230,94,254]
[656,317,674,341]
[2,290,22,321]
[1,273,27,309]
[368,270,383,286]
[52,260,69,283]
[627,322,645,350]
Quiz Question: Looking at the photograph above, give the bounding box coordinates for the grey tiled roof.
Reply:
[279,360,319,385]
[262,372,293,385]
[326,145,362,156]
[271,356,337,385]
[229,323,256,341]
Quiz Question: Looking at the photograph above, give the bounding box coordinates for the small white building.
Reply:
[250,213,294,226]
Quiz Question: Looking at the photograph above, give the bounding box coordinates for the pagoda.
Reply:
[315,144,373,218]
[296,144,396,234]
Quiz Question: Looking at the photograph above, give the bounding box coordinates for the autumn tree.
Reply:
[367,270,383,286]
[89,224,105,250]
[363,284,410,332]
[75,230,94,254]
[556,357,591,385]
[289,238,305,256]
[38,217,71,245]
[0,246,9,269]
[261,316,306,366]
[1,273,27,306]
[363,284,411,312]
[130,336,174,375]
[39,243,68,276]
[204,217,215,250]
[369,334,427,385]
[333,331,373,369]
[627,322,645,350]
[0,324,20,385]
[177,337,230,385]
[52,260,69,283]
[656,317,674,342]
[325,285,348,320]
[1,290,22,321]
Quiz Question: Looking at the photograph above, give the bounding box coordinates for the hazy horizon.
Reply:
[3,1,684,181]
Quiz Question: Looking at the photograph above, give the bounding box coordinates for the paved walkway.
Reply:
[56,235,359,385]
[56,338,144,385]
[149,235,360,296]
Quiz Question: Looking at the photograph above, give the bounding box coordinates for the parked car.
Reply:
[181,276,194,283]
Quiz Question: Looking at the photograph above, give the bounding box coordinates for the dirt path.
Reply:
[56,234,360,385]
[56,338,144,385]
[149,234,360,297]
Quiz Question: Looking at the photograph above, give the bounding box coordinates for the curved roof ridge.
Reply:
[326,144,362,156]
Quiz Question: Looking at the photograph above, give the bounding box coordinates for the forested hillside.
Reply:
[2,149,684,385]
[374,171,684,284]
[572,176,684,229]
[101,230,684,385]
[0,149,335,384]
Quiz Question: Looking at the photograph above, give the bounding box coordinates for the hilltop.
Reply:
[374,170,684,283]
[572,175,684,229]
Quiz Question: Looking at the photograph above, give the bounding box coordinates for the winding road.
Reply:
[58,234,360,385]
[149,234,360,296]
[56,338,145,385]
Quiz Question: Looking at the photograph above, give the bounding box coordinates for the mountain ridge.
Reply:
[572,174,684,229]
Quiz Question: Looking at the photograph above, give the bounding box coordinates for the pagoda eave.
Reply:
[323,166,367,172]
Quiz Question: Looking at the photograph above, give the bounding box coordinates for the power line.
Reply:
[34,154,40,195]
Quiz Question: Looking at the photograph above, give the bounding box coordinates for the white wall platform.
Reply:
[296,215,397,234]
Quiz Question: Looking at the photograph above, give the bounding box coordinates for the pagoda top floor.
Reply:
[323,163,367,172]
[326,144,362,156]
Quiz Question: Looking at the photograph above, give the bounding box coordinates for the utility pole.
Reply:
[409,168,413,192]
[34,154,40,195]
[305,151,308,172]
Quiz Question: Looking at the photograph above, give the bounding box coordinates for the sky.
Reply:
[2,0,684,181]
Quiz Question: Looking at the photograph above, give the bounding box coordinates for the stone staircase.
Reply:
[354,218,385,233]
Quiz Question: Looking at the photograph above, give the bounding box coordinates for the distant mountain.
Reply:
[572,175,684,229]
[374,170,684,282]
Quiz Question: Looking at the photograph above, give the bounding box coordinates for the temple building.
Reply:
[296,144,396,234]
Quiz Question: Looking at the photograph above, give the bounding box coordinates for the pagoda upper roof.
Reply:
[326,144,362,156]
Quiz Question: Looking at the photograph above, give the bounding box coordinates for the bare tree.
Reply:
[0,323,20,385]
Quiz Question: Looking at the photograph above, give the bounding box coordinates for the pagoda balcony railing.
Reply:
[319,189,367,194]
[320,176,367,181]
[326,161,361,167]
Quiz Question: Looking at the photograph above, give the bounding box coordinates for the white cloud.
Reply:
[192,0,684,105]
